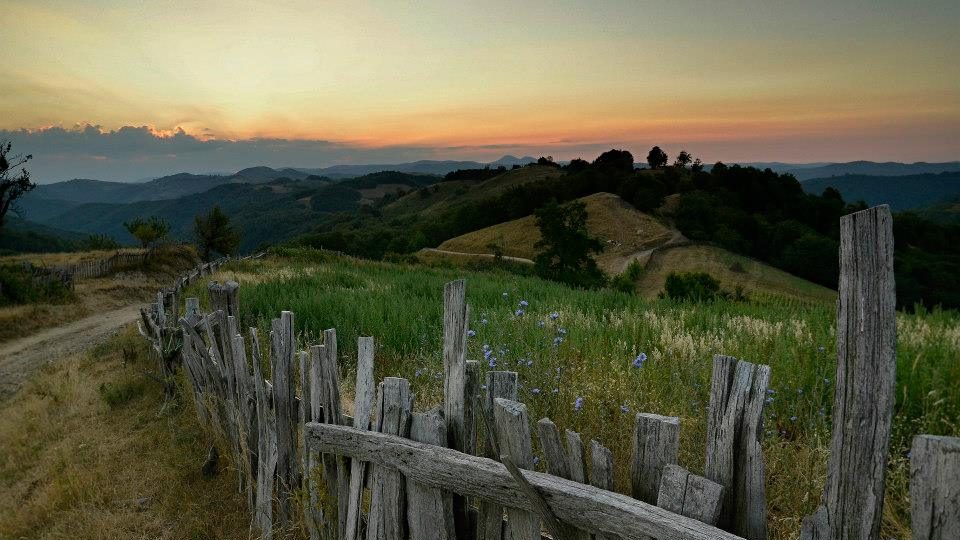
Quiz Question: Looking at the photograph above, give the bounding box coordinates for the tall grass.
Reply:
[197,248,959,539]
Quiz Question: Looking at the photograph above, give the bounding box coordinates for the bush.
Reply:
[610,259,644,293]
[663,271,722,302]
[0,264,73,306]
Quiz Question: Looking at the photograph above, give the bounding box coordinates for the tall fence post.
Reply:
[910,435,960,540]
[801,205,896,540]
[367,377,413,540]
[630,413,679,504]
[492,398,540,540]
[270,311,297,525]
[479,371,518,540]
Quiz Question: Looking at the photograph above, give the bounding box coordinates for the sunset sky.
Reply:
[4,0,959,181]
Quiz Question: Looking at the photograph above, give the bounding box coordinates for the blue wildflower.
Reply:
[632,352,647,368]
[415,369,423,377]
[537,320,545,328]
[484,349,493,360]
[526,359,533,367]
[790,416,798,422]
[488,357,497,368]
[766,389,776,395]
[531,388,541,395]
[481,318,488,325]
[574,396,584,411]
[549,312,559,320]
[620,405,630,414]
[532,456,540,465]
[553,336,564,346]
[764,397,774,405]
[467,329,476,338]
[515,308,525,316]
[519,300,529,307]
[558,327,567,335]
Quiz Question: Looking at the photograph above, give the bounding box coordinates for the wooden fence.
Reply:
[138,207,959,540]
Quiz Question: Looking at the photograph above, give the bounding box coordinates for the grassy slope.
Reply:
[434,191,834,303]
[0,328,249,539]
[437,192,675,273]
[198,250,959,539]
[639,244,836,304]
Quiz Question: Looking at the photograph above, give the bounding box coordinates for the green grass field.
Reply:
[194,248,959,539]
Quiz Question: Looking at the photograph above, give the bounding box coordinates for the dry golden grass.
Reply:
[638,244,836,304]
[0,327,251,539]
[438,192,677,274]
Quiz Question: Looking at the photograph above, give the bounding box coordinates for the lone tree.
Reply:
[124,216,169,248]
[673,150,693,168]
[646,146,668,169]
[533,200,606,288]
[0,141,35,233]
[194,205,240,261]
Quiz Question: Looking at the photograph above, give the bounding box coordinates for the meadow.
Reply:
[195,248,959,539]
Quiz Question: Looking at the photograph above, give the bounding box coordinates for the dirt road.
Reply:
[0,303,142,400]
[420,248,534,264]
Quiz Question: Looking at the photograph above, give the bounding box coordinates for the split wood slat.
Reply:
[367,377,413,540]
[909,435,960,540]
[493,398,540,540]
[407,407,456,540]
[657,464,723,526]
[631,413,680,504]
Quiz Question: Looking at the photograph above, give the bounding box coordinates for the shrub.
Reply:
[610,259,644,293]
[0,264,73,306]
[663,271,722,302]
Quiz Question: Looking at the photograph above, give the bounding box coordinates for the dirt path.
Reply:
[420,248,534,264]
[0,303,142,400]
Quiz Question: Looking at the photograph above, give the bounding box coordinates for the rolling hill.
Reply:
[431,192,835,303]
[780,161,960,181]
[436,193,680,274]
[800,171,960,210]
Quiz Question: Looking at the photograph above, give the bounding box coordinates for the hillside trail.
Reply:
[421,248,535,264]
[0,303,142,401]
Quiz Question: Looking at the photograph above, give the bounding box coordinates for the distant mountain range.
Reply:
[800,172,960,212]
[760,161,960,181]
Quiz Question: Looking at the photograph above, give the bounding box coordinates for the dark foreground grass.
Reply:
[196,248,958,539]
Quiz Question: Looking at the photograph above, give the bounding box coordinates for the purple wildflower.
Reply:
[632,352,647,368]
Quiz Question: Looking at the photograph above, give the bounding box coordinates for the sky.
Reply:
[3,0,959,182]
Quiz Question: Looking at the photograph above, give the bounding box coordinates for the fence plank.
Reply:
[306,423,746,540]
[407,407,456,540]
[537,419,571,480]
[443,279,468,452]
[270,311,297,525]
[566,430,587,484]
[367,377,413,540]
[251,328,278,539]
[480,371,518,540]
[590,439,615,540]
[910,435,960,540]
[656,464,723,526]
[493,398,540,540]
[630,413,679,504]
[704,355,769,539]
[344,336,377,540]
[801,205,896,540]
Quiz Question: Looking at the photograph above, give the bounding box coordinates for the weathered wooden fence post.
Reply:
[270,311,297,525]
[344,336,377,540]
[367,377,413,540]
[656,464,724,526]
[801,204,896,540]
[704,355,770,539]
[407,406,457,540]
[630,413,679,504]
[910,435,960,540]
[492,398,540,540]
[479,371,518,540]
